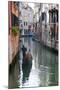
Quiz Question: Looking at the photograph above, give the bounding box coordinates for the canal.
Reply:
[9,37,58,88]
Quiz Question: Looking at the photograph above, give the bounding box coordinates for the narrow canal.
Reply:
[9,37,58,88]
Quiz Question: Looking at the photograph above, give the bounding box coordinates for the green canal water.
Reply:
[9,37,58,88]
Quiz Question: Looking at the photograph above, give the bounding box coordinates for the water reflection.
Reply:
[9,37,58,88]
[22,60,32,84]
[20,37,58,87]
[8,54,20,89]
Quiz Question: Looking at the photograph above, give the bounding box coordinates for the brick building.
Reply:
[8,1,20,64]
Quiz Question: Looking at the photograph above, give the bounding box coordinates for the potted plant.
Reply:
[12,26,19,36]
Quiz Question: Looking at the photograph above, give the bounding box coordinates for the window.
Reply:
[12,13,19,26]
[42,12,46,21]
[24,22,27,26]
[26,22,27,26]
[24,22,25,26]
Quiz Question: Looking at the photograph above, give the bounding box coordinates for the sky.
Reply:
[28,3,34,10]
